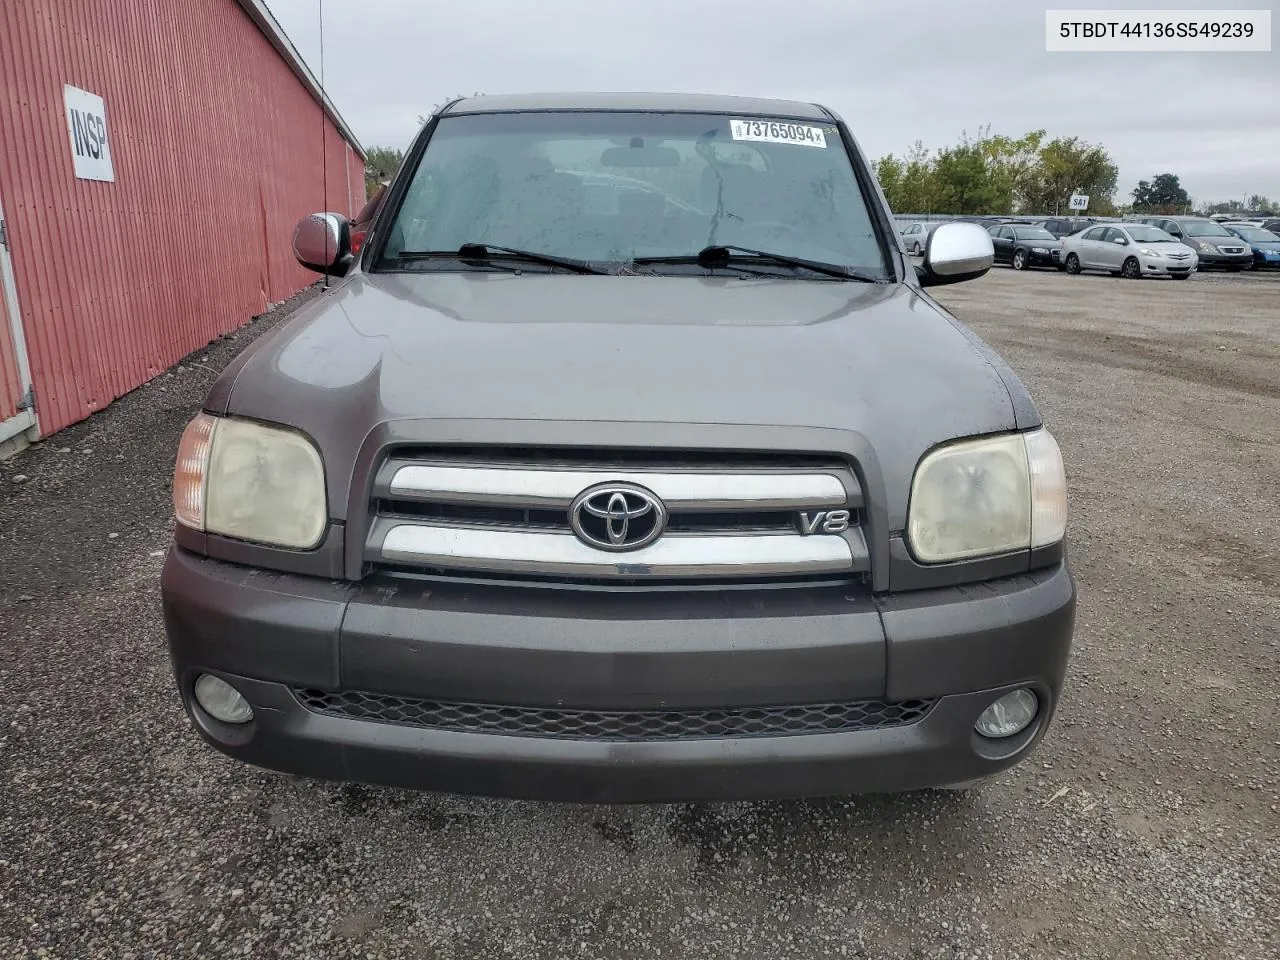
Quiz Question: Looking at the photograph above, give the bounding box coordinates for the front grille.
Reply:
[385,446,842,470]
[379,499,797,534]
[363,447,869,584]
[293,688,935,741]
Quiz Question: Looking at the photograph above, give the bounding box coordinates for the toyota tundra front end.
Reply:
[160,92,1075,802]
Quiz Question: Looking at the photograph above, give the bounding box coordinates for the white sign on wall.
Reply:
[1069,194,1090,210]
[63,84,114,182]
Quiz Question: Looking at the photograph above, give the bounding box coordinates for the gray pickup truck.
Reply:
[161,93,1075,802]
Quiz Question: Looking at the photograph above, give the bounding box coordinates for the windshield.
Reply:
[378,111,886,276]
[1233,227,1279,242]
[1014,227,1056,241]
[1181,221,1233,237]
[1124,225,1177,243]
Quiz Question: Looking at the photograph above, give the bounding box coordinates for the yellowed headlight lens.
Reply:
[171,414,327,550]
[907,429,1067,564]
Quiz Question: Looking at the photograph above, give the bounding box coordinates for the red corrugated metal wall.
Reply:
[0,0,365,436]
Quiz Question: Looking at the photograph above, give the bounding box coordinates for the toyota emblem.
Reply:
[569,482,667,552]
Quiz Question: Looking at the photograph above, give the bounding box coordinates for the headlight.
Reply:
[1196,241,1216,252]
[907,428,1066,563]
[1032,247,1049,255]
[1139,248,1159,257]
[173,413,327,549]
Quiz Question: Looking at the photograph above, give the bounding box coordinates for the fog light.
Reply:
[193,674,254,724]
[974,689,1038,739]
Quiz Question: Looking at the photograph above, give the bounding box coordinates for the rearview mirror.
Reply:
[600,145,681,168]
[292,212,352,276]
[917,222,994,287]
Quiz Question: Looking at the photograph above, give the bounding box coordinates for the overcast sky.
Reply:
[269,0,1279,204]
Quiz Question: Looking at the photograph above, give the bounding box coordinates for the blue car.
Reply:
[1224,224,1280,269]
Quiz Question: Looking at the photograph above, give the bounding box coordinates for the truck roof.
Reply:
[440,92,831,121]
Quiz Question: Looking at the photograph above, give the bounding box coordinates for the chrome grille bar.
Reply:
[368,450,866,583]
[373,521,865,579]
[382,463,855,510]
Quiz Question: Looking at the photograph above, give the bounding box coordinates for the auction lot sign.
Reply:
[63,84,115,182]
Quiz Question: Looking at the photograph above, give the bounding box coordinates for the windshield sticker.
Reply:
[729,119,827,148]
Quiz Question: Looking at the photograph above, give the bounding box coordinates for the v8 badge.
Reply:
[796,509,850,535]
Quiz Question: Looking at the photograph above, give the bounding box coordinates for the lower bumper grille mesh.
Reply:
[292,688,935,741]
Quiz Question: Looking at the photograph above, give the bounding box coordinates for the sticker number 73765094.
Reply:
[729,119,828,148]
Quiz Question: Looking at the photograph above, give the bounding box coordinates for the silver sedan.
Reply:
[897,221,936,256]
[1060,223,1197,280]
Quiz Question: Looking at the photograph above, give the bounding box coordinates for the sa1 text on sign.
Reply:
[1069,194,1089,210]
[64,84,114,182]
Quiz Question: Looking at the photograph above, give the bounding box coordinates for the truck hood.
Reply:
[218,272,1028,525]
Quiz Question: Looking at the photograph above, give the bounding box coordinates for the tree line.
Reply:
[875,127,1276,217]
[359,122,1278,218]
[874,127,1119,216]
[360,93,478,198]
[364,146,404,197]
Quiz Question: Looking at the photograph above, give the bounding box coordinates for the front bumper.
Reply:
[161,549,1077,803]
[1194,249,1254,269]
[1139,254,1196,275]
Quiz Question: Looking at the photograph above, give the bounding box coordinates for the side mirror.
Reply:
[292,212,352,276]
[1112,237,1127,245]
[916,221,994,287]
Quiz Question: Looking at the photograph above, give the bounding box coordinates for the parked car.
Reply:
[958,216,1027,228]
[1035,217,1097,239]
[1222,224,1280,268]
[1210,213,1273,224]
[898,220,932,255]
[161,92,1074,804]
[1129,216,1253,271]
[1259,218,1280,234]
[1061,222,1196,279]
[987,223,1062,270]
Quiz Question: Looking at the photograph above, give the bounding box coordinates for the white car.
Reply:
[1061,223,1197,280]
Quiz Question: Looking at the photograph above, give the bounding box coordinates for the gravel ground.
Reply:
[1,269,1278,959]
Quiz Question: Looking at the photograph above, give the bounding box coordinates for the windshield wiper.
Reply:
[393,243,606,275]
[633,245,882,282]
